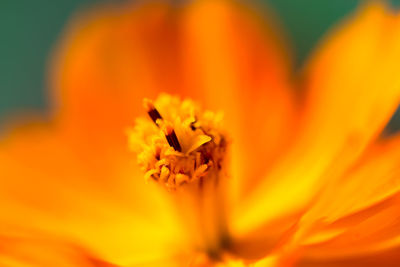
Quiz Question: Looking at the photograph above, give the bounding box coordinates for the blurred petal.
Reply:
[0,233,114,267]
[0,123,185,266]
[254,197,400,265]
[298,194,400,260]
[49,1,189,163]
[299,245,400,267]
[181,0,295,197]
[229,212,299,261]
[299,133,400,230]
[235,2,400,234]
[14,2,195,263]
[181,0,297,245]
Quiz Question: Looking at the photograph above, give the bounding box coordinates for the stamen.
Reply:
[190,121,197,131]
[144,98,162,124]
[163,124,182,152]
[129,94,227,190]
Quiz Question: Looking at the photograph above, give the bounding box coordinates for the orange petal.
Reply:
[50,0,295,200]
[181,0,295,197]
[297,194,400,261]
[229,212,300,262]
[298,245,400,267]
[35,4,194,262]
[253,198,400,265]
[299,133,400,232]
[293,1,400,197]
[234,1,400,234]
[49,1,190,160]
[0,123,186,266]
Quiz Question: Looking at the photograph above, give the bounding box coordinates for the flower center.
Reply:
[129,94,227,190]
[128,94,230,259]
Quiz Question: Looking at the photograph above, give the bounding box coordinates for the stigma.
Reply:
[128,94,228,190]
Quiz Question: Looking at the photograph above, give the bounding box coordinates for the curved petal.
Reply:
[48,1,192,168]
[229,212,300,262]
[280,134,400,262]
[299,133,400,230]
[234,1,400,235]
[180,0,297,243]
[253,196,400,265]
[181,0,295,197]
[50,0,188,120]
[0,123,186,266]
[297,193,400,261]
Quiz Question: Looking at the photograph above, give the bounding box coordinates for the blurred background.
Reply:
[1,0,400,131]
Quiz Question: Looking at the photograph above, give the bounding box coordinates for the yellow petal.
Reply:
[234,1,400,235]
[0,233,113,267]
[0,123,185,266]
[229,212,300,261]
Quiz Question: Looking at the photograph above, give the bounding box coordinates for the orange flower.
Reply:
[2,0,400,266]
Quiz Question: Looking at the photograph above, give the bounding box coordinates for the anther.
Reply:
[163,124,182,152]
[190,121,197,131]
[144,98,162,124]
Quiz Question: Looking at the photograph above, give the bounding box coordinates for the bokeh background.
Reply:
[1,0,400,131]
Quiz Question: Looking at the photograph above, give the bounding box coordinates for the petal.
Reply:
[301,1,400,151]
[298,245,400,267]
[49,1,189,159]
[299,133,400,230]
[234,1,400,234]
[0,123,185,266]
[252,197,400,265]
[297,193,400,261]
[294,1,400,200]
[181,0,295,197]
[229,212,300,261]
[28,4,194,263]
[0,234,114,267]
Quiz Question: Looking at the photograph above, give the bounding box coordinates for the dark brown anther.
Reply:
[164,125,182,152]
[148,109,162,123]
[190,121,196,131]
[190,117,198,131]
[144,99,162,124]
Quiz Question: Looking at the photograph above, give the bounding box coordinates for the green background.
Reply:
[1,0,399,131]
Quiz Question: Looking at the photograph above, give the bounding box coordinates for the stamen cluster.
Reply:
[128,94,227,190]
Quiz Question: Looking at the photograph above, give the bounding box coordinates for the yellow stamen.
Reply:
[129,94,227,190]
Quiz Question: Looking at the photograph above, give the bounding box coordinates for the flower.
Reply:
[2,0,400,266]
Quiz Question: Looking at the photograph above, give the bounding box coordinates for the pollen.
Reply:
[128,94,228,190]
